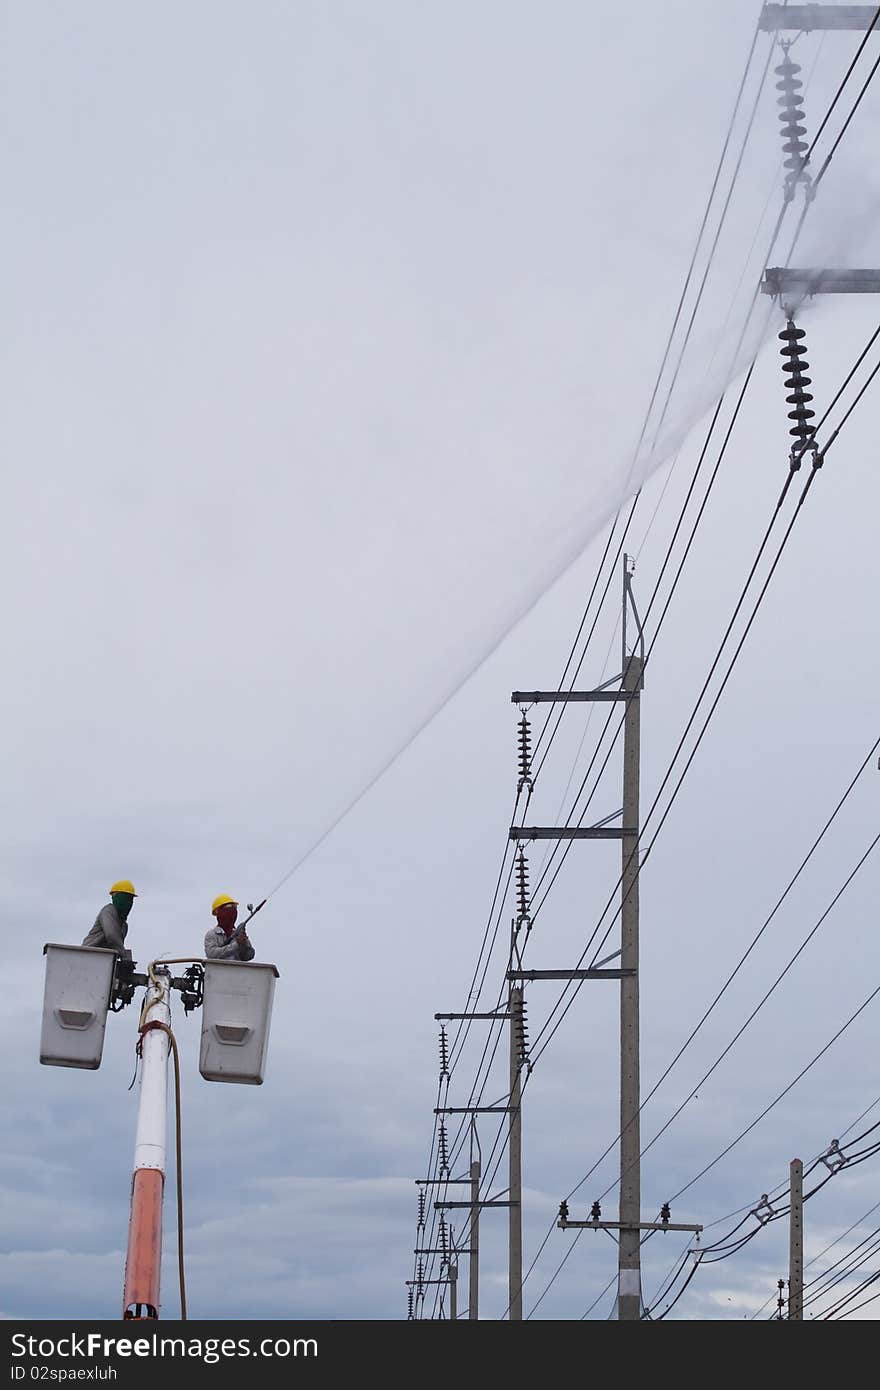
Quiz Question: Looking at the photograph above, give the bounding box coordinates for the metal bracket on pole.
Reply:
[558,1218,702,1234]
[759,5,880,31]
[750,1194,778,1227]
[818,1139,849,1174]
[436,1200,520,1209]
[434,1011,512,1021]
[435,1106,515,1114]
[509,826,634,841]
[415,1176,472,1185]
[507,969,635,981]
[110,959,148,1012]
[510,690,638,703]
[762,268,880,297]
[622,553,645,678]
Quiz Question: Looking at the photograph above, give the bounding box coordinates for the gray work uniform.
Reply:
[204,925,255,962]
[81,903,128,954]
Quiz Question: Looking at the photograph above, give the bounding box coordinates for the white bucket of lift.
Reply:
[199,960,279,1085]
[40,944,117,1069]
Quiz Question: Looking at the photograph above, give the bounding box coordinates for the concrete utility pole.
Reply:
[433,1139,519,1320]
[618,646,643,1321]
[123,968,171,1320]
[469,1159,480,1320]
[512,558,703,1320]
[789,1159,804,1320]
[508,986,524,1320]
[449,1259,458,1321]
[431,1009,517,1323]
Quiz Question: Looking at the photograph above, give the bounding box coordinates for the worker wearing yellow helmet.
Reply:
[81,880,138,955]
[204,894,255,962]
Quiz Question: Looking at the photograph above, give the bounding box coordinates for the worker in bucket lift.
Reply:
[204,894,255,962]
[81,879,137,955]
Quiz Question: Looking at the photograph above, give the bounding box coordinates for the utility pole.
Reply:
[123,968,171,1320]
[519,559,702,1313]
[789,1159,804,1320]
[618,639,643,1321]
[508,986,524,1320]
[413,1216,463,1321]
[469,1158,480,1320]
[432,1150,517,1320]
[428,1012,517,1322]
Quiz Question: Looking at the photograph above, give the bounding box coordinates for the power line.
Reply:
[803,1226,880,1311]
[559,725,878,1220]
[803,3,880,155]
[668,1051,880,1258]
[530,315,880,1079]
[414,9,784,1221]
[595,815,880,1205]
[750,1192,880,1318]
[493,323,880,1316]
[545,1004,880,1318]
[647,1125,880,1317]
[812,45,880,187]
[410,9,880,1320]
[666,858,880,1205]
[579,1270,618,1321]
[828,1280,880,1320]
[819,1265,880,1320]
[531,2,772,779]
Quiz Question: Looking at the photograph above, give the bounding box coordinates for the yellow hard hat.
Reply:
[212,893,238,914]
[110,879,137,896]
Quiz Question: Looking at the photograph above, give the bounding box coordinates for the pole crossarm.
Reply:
[415,1177,471,1185]
[434,1011,512,1020]
[511,690,638,703]
[509,826,633,841]
[762,267,880,296]
[759,4,880,30]
[507,969,635,981]
[437,1200,520,1209]
[434,1106,515,1114]
[558,1219,702,1233]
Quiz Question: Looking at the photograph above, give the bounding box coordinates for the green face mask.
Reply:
[111,892,134,920]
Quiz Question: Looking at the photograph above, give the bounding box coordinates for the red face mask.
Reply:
[215,903,238,937]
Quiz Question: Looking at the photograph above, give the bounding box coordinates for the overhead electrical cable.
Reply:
[668,969,880,1206]
[528,321,880,1076]
[493,325,880,1316]
[408,2,878,1323]
[530,3,772,776]
[802,3,880,155]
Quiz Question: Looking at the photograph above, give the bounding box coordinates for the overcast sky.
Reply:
[2,1,879,1323]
